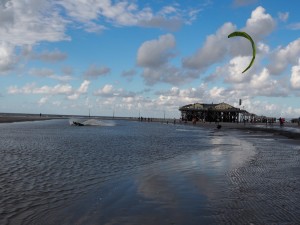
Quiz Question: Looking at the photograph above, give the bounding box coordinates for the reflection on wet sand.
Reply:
[3,119,300,224]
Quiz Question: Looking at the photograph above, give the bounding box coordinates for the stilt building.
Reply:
[179,102,246,122]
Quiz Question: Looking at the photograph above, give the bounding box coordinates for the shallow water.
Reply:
[2,119,297,224]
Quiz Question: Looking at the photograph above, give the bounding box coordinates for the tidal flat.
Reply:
[1,119,300,225]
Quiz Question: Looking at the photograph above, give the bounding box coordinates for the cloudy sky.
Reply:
[1,0,300,118]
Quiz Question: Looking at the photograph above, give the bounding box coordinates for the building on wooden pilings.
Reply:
[179,102,247,122]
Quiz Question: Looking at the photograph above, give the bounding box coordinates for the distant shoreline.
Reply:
[0,115,61,123]
[1,114,300,141]
[184,121,300,140]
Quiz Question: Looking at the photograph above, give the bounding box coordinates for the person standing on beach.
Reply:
[279,117,284,126]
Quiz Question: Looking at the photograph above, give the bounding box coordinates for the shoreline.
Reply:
[181,121,300,140]
[1,114,300,140]
[0,115,64,123]
[1,116,300,224]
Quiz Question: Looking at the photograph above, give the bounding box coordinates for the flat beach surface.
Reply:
[0,114,64,123]
[1,118,300,224]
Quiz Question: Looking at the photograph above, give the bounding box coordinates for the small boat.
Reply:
[73,121,84,126]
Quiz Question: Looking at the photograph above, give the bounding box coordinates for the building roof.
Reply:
[179,102,241,112]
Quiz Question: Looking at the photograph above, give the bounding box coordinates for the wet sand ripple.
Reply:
[213,138,300,224]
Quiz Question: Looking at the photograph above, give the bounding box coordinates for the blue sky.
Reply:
[1,0,300,118]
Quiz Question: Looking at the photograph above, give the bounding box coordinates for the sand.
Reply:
[0,116,54,123]
[1,117,300,224]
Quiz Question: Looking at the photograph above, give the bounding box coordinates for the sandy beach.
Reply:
[1,118,300,224]
[0,115,55,123]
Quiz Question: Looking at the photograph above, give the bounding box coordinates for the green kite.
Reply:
[228,31,256,73]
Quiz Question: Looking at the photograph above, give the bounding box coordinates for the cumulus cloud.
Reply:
[0,42,16,73]
[31,49,67,62]
[83,65,111,80]
[93,84,135,98]
[90,82,299,118]
[209,42,269,84]
[58,0,202,32]
[137,34,176,68]
[233,68,289,97]
[78,80,90,93]
[0,1,69,46]
[268,38,300,75]
[183,6,275,72]
[223,56,254,83]
[1,1,202,74]
[137,34,199,85]
[29,68,73,81]
[244,6,276,39]
[290,59,300,89]
[182,22,236,70]
[0,0,69,74]
[38,96,49,105]
[7,80,90,100]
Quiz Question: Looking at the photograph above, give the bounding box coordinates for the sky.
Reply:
[1,0,300,119]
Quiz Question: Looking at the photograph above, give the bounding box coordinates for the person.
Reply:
[279,117,284,126]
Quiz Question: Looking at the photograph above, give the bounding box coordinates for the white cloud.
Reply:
[57,0,201,32]
[137,34,176,68]
[77,80,90,93]
[244,6,276,39]
[7,80,89,100]
[209,87,226,99]
[0,0,69,73]
[290,59,300,89]
[268,38,300,75]
[93,84,125,97]
[0,1,202,74]
[137,34,200,85]
[224,56,254,83]
[182,22,236,70]
[183,6,275,72]
[0,42,16,73]
[0,1,69,46]
[38,96,49,105]
[250,68,270,88]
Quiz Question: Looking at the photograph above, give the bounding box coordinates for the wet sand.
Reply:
[189,121,300,140]
[0,113,71,123]
[28,121,300,224]
[2,118,300,224]
[0,116,54,123]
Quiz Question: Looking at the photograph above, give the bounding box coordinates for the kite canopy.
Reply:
[228,31,256,73]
